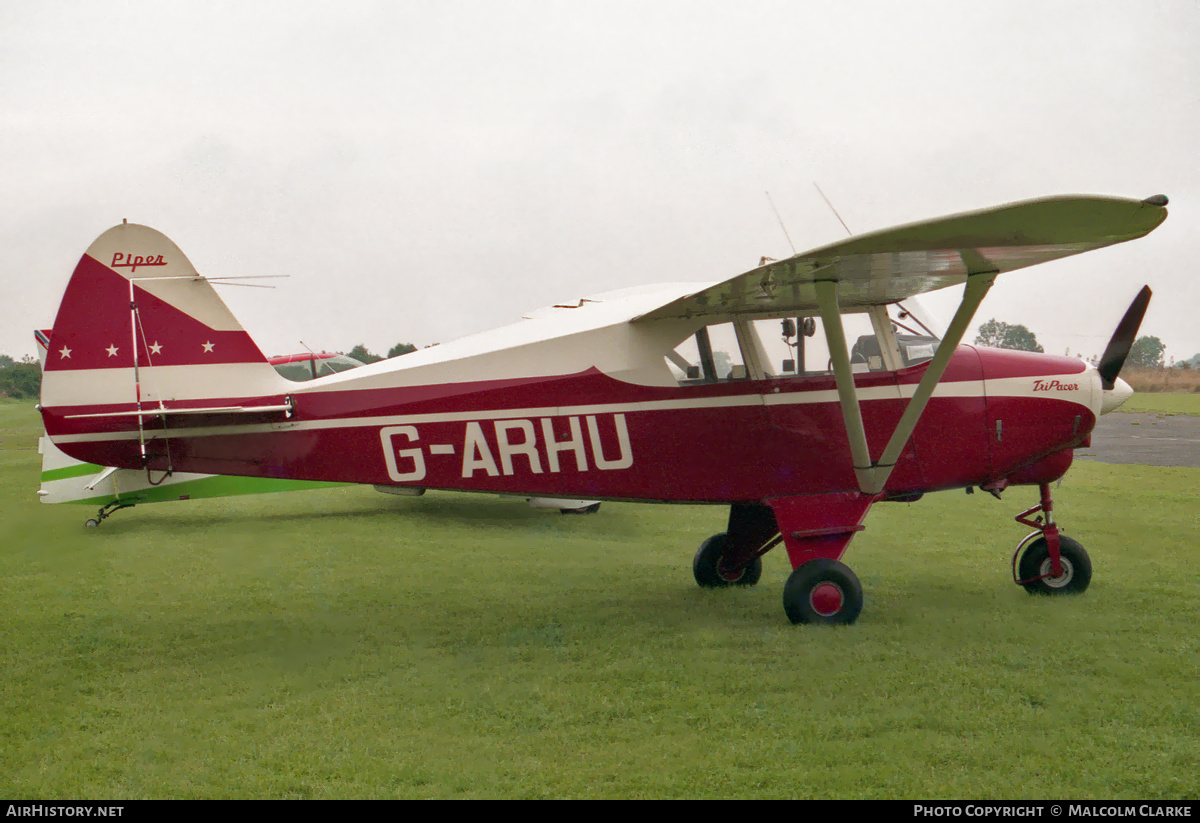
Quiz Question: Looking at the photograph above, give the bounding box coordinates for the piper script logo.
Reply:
[1033,379,1080,392]
[111,252,167,272]
[380,414,634,483]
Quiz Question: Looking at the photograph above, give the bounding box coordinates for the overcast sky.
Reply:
[3,0,1197,365]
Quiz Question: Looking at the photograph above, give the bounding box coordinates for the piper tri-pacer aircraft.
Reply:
[38,194,1168,624]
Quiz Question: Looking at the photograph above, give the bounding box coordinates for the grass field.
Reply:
[2,399,1198,799]
[1119,391,1200,417]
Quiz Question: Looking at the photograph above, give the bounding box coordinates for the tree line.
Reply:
[973,318,1176,369]
[0,343,421,399]
[345,342,417,364]
[0,355,40,399]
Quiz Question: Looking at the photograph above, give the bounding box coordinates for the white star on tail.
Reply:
[59,346,71,359]
[148,342,163,355]
[202,341,215,353]
[106,344,119,357]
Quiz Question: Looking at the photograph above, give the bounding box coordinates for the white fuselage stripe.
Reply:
[48,372,1091,445]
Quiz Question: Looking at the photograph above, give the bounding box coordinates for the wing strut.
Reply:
[815,266,999,495]
[814,280,873,484]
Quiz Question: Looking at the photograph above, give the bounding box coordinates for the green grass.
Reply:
[1119,392,1200,417]
[2,399,1198,799]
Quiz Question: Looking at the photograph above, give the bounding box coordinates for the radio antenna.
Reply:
[813,182,853,236]
[765,191,797,255]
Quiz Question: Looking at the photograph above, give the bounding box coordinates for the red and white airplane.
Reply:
[37,194,1168,624]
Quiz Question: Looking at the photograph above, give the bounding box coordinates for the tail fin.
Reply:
[44,221,271,376]
[41,222,289,466]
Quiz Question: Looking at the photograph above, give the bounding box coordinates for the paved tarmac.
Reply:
[1075,412,1200,468]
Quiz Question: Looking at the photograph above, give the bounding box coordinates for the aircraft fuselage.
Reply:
[45,344,1098,504]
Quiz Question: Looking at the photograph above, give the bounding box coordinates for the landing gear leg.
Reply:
[770,492,878,625]
[1011,483,1092,594]
[691,495,879,625]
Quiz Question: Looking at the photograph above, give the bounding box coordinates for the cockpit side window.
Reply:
[747,312,886,377]
[665,322,749,383]
[664,305,938,386]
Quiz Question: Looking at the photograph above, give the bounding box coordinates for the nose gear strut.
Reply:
[1011,482,1092,595]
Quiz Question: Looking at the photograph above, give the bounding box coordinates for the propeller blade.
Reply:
[1097,286,1152,390]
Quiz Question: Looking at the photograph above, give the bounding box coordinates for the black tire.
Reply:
[1018,535,1091,595]
[782,558,863,625]
[692,533,763,588]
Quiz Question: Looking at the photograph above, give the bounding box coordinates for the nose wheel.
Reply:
[1011,483,1092,595]
[1016,534,1092,594]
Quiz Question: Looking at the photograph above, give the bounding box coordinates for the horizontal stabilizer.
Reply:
[64,399,295,420]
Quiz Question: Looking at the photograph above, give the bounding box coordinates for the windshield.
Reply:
[888,300,942,367]
[273,354,365,382]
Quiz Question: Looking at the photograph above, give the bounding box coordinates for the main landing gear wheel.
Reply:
[783,558,863,625]
[692,533,762,588]
[1018,535,1092,595]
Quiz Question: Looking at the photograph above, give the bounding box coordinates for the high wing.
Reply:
[629,193,1168,497]
[634,194,1169,322]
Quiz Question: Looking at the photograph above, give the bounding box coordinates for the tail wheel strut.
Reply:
[84,499,137,528]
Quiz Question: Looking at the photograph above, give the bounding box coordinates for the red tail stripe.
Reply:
[46,255,266,371]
